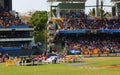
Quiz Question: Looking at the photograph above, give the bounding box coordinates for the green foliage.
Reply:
[88,1,112,18]
[29,11,48,43]
[30,11,48,31]
[88,8,112,18]
[34,30,47,44]
[89,8,96,17]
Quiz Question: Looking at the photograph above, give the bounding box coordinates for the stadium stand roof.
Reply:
[47,0,87,2]
[111,0,120,2]
[58,3,85,9]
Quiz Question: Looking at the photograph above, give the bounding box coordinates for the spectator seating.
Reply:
[61,34,120,55]
[0,11,32,28]
[58,11,120,30]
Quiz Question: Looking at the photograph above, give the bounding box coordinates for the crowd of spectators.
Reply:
[58,11,120,30]
[0,7,33,49]
[53,11,120,54]
[61,34,120,54]
[0,10,31,28]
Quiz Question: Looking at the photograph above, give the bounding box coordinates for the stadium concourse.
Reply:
[57,11,120,54]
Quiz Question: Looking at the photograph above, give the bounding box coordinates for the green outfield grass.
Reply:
[0,57,120,75]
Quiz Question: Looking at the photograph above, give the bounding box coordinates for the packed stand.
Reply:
[0,11,32,28]
[58,11,120,30]
[61,34,120,55]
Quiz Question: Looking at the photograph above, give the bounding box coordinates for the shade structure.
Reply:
[111,0,120,2]
[47,0,87,2]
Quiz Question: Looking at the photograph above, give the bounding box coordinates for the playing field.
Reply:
[0,57,120,75]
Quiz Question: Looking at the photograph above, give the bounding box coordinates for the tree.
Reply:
[34,30,47,44]
[88,1,112,18]
[30,11,48,31]
[29,11,48,43]
[89,8,96,17]
[99,0,112,18]
[88,8,112,18]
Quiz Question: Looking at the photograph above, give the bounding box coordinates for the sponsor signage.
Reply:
[109,53,117,57]
[117,53,120,56]
[59,30,86,34]
[100,54,108,57]
[91,54,99,57]
[84,55,90,57]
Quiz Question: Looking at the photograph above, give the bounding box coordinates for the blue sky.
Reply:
[12,0,113,13]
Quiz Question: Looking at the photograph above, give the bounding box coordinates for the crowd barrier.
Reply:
[84,53,120,57]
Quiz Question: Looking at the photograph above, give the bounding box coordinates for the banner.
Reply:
[100,54,108,57]
[117,53,120,56]
[109,53,117,57]
[101,30,120,33]
[59,29,120,34]
[91,54,99,57]
[84,55,91,58]
[59,30,86,34]
[81,53,120,57]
